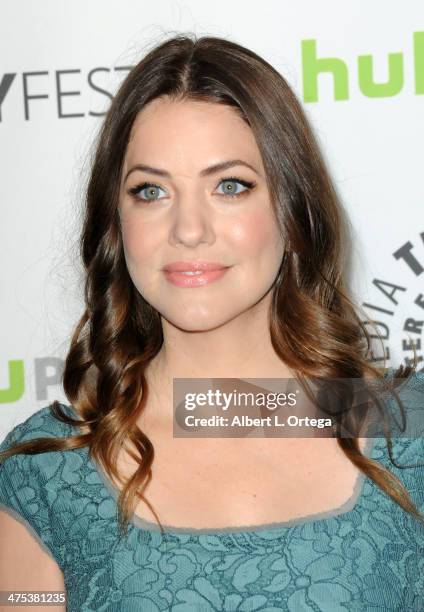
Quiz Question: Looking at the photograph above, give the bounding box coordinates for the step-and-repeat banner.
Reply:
[1,1,423,436]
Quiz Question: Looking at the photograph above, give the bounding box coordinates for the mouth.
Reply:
[162,267,231,287]
[162,260,229,273]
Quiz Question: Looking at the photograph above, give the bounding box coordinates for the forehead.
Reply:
[124,96,262,169]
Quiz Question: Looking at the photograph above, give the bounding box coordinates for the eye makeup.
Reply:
[127,176,256,203]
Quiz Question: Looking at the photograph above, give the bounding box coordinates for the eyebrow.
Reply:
[123,159,260,183]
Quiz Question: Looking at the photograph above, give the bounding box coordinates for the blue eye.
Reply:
[128,183,166,201]
[127,176,255,203]
[216,178,254,198]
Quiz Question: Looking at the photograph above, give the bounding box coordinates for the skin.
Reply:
[119,96,295,426]
[114,96,367,528]
[0,101,370,586]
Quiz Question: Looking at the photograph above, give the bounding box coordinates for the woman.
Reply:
[0,33,423,611]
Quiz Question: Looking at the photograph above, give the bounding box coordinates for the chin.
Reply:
[161,310,232,333]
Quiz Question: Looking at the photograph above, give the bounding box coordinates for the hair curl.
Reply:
[1,33,423,537]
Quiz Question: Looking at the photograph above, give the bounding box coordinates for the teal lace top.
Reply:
[0,372,423,612]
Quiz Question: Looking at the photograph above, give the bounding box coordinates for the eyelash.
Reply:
[127,176,256,203]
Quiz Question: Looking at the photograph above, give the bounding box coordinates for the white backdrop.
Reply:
[1,0,423,437]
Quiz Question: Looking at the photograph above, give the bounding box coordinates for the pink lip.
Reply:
[162,260,228,272]
[163,267,230,287]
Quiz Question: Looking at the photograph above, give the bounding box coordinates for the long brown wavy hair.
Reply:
[1,33,423,537]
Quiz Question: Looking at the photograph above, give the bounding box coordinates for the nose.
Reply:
[169,188,215,248]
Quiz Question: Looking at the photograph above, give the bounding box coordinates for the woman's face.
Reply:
[119,96,284,331]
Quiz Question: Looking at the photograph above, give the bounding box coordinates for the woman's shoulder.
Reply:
[0,403,81,570]
[371,369,424,509]
[0,403,76,453]
[380,366,424,440]
[0,402,82,494]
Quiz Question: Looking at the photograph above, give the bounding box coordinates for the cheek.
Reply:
[120,217,157,265]
[231,210,283,261]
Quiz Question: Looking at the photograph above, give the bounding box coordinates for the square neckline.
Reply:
[89,435,377,537]
[74,366,424,537]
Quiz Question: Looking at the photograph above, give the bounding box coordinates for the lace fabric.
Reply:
[0,371,423,611]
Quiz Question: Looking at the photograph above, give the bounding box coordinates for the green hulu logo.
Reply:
[302,31,424,101]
